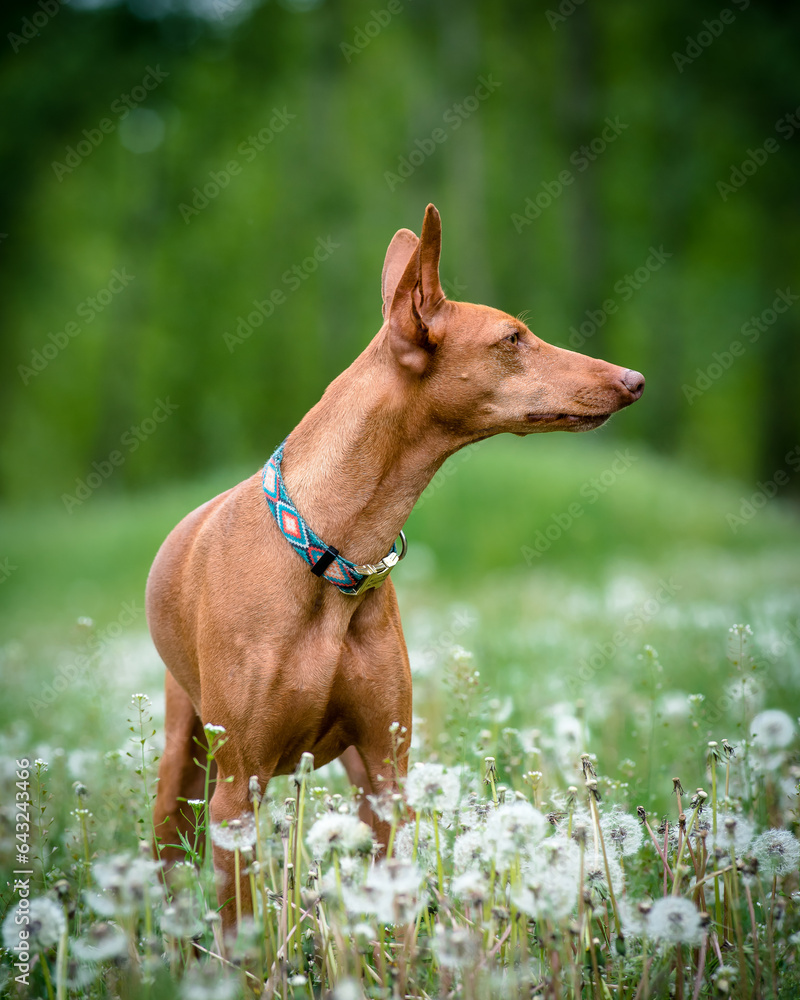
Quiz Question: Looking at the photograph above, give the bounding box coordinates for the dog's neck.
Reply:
[279,336,462,566]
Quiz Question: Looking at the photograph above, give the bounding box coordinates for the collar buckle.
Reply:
[347,531,407,596]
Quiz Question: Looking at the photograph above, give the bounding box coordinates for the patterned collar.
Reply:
[262,440,407,596]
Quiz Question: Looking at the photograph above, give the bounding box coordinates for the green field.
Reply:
[2,435,799,997]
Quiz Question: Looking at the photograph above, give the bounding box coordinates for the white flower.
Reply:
[453,828,487,873]
[392,818,442,870]
[180,962,240,1000]
[752,829,800,877]
[451,870,489,905]
[160,892,204,938]
[2,897,64,951]
[344,859,424,924]
[405,762,460,814]
[87,853,162,917]
[646,897,705,946]
[751,710,795,751]
[711,812,755,857]
[484,800,547,870]
[72,921,128,962]
[434,924,479,968]
[601,809,644,857]
[307,813,374,859]
[210,812,257,852]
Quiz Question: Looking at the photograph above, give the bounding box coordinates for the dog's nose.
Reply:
[621,369,645,400]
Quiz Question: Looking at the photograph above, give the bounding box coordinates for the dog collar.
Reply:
[262,441,407,596]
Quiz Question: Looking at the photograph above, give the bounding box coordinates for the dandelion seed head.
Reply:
[72,921,128,962]
[404,761,460,814]
[180,962,240,1000]
[210,811,257,852]
[752,828,800,877]
[306,812,374,859]
[88,853,162,916]
[453,828,488,874]
[2,897,65,951]
[751,710,796,751]
[434,924,479,968]
[711,812,754,856]
[646,896,705,946]
[601,809,644,857]
[451,870,490,905]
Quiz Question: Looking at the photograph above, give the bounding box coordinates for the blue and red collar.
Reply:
[262,441,407,596]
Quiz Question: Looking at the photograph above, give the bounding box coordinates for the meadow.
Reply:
[1,434,799,998]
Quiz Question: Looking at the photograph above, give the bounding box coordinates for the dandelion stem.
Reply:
[39,951,55,1000]
[431,809,445,897]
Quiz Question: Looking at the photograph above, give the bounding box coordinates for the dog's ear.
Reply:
[387,204,446,375]
[381,228,419,319]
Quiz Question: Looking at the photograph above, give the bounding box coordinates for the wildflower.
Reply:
[484,799,547,869]
[584,854,625,904]
[393,817,442,870]
[405,761,460,814]
[601,809,644,857]
[2,897,65,951]
[751,710,796,750]
[64,961,99,990]
[451,870,489,905]
[646,896,705,946]
[711,812,755,856]
[210,812,257,852]
[752,828,800,877]
[332,977,364,1000]
[160,892,204,938]
[306,812,374,859]
[87,852,162,916]
[453,828,487,873]
[72,922,128,962]
[203,723,226,736]
[346,859,424,924]
[434,924,479,968]
[180,962,240,1000]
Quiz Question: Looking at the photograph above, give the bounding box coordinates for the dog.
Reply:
[146,203,644,927]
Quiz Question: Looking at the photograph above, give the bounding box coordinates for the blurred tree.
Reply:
[0,0,798,502]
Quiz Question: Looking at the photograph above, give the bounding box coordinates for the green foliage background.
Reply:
[1,0,800,504]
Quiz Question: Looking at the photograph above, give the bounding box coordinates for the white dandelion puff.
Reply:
[404,762,460,814]
[711,812,755,856]
[87,853,162,917]
[752,828,800,877]
[72,922,129,962]
[306,813,374,859]
[345,859,424,924]
[209,812,257,852]
[646,896,705,946]
[2,897,65,951]
[751,710,795,751]
[601,809,644,857]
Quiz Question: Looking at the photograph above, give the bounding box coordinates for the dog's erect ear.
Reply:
[387,204,446,375]
[381,228,419,319]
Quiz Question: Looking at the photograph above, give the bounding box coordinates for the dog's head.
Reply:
[380,203,644,438]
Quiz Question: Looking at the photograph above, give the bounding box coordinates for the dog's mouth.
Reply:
[524,412,612,432]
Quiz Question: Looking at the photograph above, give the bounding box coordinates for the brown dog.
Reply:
[146,203,644,927]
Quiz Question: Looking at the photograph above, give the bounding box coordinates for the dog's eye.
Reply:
[506,332,519,345]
